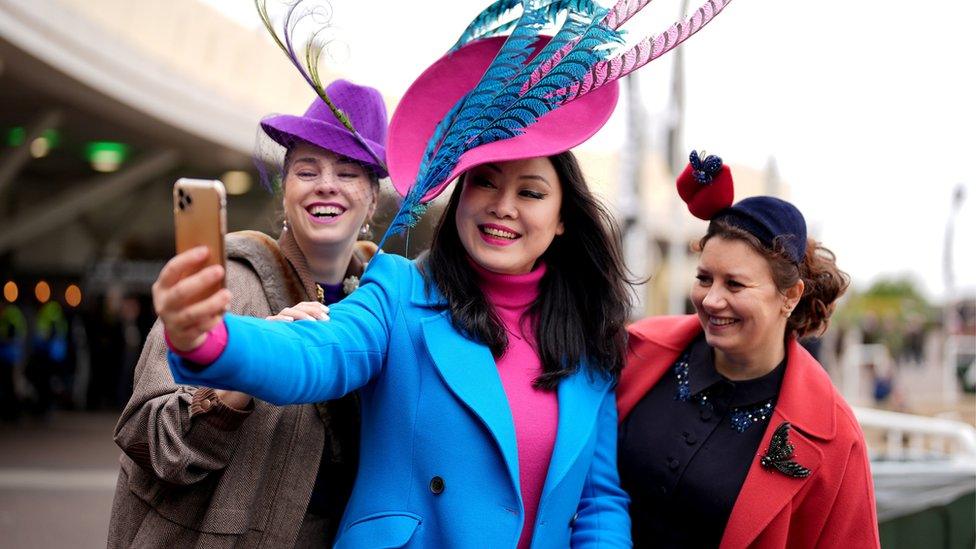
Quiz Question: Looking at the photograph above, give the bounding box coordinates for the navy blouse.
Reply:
[618,334,786,548]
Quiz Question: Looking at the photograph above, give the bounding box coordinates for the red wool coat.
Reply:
[618,315,880,549]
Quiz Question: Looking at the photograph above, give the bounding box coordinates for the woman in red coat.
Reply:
[617,151,880,548]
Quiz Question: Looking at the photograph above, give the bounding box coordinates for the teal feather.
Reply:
[451,0,523,51]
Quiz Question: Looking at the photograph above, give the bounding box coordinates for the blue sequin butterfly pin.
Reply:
[689,150,723,185]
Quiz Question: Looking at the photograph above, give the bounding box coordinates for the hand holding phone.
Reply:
[174,179,226,293]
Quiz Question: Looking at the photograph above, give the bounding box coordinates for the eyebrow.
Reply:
[728,274,761,288]
[519,174,551,187]
[482,163,552,188]
[698,268,757,283]
[292,157,319,166]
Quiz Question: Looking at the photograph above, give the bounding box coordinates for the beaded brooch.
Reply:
[673,352,775,433]
[760,422,811,478]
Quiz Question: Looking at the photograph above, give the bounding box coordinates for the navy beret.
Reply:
[713,196,807,264]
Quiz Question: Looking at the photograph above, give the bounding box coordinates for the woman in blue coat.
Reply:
[154,36,633,548]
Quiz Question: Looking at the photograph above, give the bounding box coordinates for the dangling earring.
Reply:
[359,222,370,236]
[282,219,289,232]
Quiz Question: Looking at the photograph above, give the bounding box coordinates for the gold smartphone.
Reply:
[173,179,227,295]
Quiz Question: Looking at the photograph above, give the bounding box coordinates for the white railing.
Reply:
[854,406,976,521]
[854,406,976,462]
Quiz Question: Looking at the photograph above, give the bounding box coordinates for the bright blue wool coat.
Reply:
[169,253,631,548]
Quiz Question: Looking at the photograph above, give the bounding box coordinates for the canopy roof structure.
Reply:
[0,0,313,279]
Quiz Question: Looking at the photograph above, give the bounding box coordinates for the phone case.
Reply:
[173,179,227,294]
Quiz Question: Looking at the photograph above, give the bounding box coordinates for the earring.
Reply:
[359,222,370,236]
[282,219,289,232]
[783,307,793,318]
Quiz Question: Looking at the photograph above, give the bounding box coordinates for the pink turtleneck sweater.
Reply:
[472,261,559,549]
[170,261,560,547]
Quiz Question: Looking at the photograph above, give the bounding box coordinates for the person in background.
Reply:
[26,299,68,416]
[108,79,387,548]
[617,151,880,548]
[0,299,27,420]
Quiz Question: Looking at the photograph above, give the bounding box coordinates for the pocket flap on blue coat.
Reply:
[335,512,422,548]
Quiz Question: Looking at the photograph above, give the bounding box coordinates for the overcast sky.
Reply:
[206,0,976,302]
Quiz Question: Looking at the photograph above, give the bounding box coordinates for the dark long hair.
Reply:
[423,151,633,389]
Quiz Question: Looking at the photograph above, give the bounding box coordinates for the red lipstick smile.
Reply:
[477,223,521,246]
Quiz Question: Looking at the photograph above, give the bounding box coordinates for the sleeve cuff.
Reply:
[165,321,228,366]
[189,387,253,430]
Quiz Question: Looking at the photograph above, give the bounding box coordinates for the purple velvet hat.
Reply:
[260,79,389,178]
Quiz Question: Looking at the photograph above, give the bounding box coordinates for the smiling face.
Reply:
[282,142,376,252]
[454,157,565,275]
[692,236,800,372]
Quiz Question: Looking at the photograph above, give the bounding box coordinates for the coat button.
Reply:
[569,512,579,528]
[667,458,680,470]
[700,408,712,421]
[684,432,697,445]
[429,476,445,495]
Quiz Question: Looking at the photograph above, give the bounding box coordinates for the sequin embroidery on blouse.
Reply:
[673,353,775,433]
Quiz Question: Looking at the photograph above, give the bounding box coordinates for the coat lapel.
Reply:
[420,311,521,495]
[720,410,823,549]
[721,339,836,549]
[540,369,609,502]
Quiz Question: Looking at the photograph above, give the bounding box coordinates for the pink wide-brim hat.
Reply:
[387,36,619,201]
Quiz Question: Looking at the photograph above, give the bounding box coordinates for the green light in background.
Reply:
[85,141,129,172]
[6,127,25,147]
[42,129,61,148]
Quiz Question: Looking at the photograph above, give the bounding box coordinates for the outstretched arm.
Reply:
[168,254,404,405]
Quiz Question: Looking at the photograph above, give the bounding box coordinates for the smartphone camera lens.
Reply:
[185,194,193,205]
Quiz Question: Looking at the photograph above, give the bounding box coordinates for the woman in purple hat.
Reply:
[617,153,879,548]
[108,80,388,548]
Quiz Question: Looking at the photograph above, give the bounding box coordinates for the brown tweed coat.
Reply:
[107,230,364,548]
